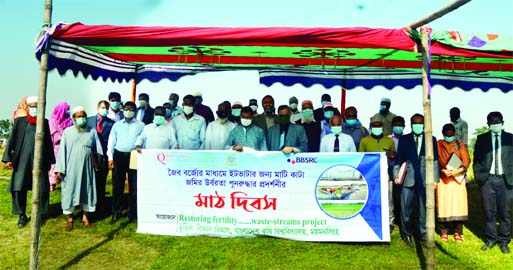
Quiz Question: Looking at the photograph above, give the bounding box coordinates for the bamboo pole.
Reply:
[30,1,52,269]
[421,26,436,270]
[409,0,471,28]
[340,87,346,116]
[130,65,139,102]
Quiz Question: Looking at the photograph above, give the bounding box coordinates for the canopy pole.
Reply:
[340,87,346,116]
[409,0,471,28]
[31,0,53,269]
[421,26,436,270]
[130,66,139,102]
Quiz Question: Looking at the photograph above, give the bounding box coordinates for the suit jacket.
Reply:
[253,113,278,137]
[394,133,439,188]
[2,117,54,171]
[87,115,115,155]
[267,124,308,152]
[473,131,513,186]
[137,106,155,125]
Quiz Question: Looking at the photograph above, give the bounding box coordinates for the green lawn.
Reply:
[0,162,512,269]
[321,202,364,218]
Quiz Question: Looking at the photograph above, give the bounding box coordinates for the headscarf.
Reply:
[12,96,28,121]
[50,102,73,130]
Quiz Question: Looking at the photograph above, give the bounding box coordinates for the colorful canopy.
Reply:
[36,22,513,91]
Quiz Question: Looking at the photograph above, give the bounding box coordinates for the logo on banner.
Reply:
[287,156,318,165]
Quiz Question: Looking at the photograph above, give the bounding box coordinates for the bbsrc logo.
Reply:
[287,156,318,165]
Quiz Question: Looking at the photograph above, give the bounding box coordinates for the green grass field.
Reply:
[0,159,512,269]
[321,202,364,218]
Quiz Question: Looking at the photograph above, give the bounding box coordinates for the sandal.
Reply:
[82,221,95,228]
[454,233,464,243]
[65,220,74,231]
[440,233,448,242]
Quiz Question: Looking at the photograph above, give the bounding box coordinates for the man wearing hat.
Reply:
[359,114,396,232]
[230,101,243,124]
[248,99,259,116]
[2,96,55,228]
[193,92,215,124]
[372,98,396,136]
[288,96,302,123]
[314,93,340,123]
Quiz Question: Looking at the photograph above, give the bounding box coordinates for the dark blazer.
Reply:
[87,115,115,155]
[137,106,155,125]
[394,133,439,188]
[267,124,308,152]
[253,113,278,137]
[473,131,513,186]
[2,117,54,171]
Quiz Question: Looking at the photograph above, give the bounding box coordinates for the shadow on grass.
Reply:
[57,220,131,270]
[465,183,486,242]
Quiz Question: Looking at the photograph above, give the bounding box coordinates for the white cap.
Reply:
[26,96,38,104]
[72,106,85,115]
[193,92,202,97]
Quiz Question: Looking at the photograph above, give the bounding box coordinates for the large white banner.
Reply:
[137,150,389,242]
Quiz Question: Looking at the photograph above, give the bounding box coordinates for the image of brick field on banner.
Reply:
[137,150,390,242]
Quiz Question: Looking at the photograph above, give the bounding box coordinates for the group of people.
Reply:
[2,92,512,254]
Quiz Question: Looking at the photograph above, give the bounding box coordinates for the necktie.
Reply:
[415,135,419,151]
[279,131,285,149]
[495,134,500,175]
[334,135,340,152]
[97,117,103,133]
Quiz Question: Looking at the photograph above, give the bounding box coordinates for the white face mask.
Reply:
[123,110,135,119]
[28,107,38,117]
[241,118,252,127]
[490,123,503,134]
[183,105,194,115]
[250,105,258,112]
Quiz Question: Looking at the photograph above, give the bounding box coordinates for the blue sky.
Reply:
[1,0,512,136]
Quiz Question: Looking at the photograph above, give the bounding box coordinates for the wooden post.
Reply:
[409,0,471,28]
[31,0,52,269]
[130,65,139,102]
[340,87,346,116]
[421,26,436,270]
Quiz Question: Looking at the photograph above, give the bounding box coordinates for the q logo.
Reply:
[156,153,166,165]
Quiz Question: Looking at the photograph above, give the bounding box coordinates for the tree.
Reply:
[468,126,489,156]
[0,119,12,139]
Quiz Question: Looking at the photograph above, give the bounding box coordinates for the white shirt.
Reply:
[172,113,206,150]
[135,123,177,149]
[320,133,356,152]
[204,118,236,150]
[491,131,503,175]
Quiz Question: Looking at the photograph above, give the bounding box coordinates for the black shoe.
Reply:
[481,241,496,250]
[402,236,414,248]
[17,214,28,228]
[389,225,394,233]
[499,243,510,254]
[109,216,120,225]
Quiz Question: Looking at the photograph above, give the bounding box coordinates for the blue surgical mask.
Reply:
[444,136,455,143]
[75,117,87,127]
[290,103,298,110]
[331,126,342,135]
[321,100,328,108]
[392,126,404,135]
[371,127,383,136]
[345,119,357,127]
[324,111,334,120]
[412,124,424,135]
[138,100,147,108]
[110,101,120,111]
[153,115,166,126]
[379,105,387,112]
[165,108,172,118]
[98,108,108,117]
[168,100,175,106]
[232,108,241,117]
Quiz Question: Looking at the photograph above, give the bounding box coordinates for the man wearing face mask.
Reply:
[226,106,267,151]
[87,100,115,213]
[320,115,355,152]
[162,102,173,125]
[107,92,123,122]
[135,106,177,152]
[371,97,396,136]
[314,93,341,123]
[393,113,439,248]
[320,102,336,140]
[297,100,321,152]
[450,107,468,146]
[2,96,55,228]
[249,99,259,116]
[204,102,236,150]
[267,105,308,153]
[168,93,183,119]
[253,95,278,137]
[288,96,302,123]
[230,101,243,124]
[173,94,207,150]
[359,115,396,232]
[474,112,513,254]
[342,106,369,150]
[55,106,103,230]
[135,93,154,125]
[192,92,215,125]
[388,115,406,226]
[107,101,145,224]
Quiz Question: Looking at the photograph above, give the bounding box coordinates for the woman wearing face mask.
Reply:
[48,102,74,191]
[436,123,470,243]
[54,106,103,231]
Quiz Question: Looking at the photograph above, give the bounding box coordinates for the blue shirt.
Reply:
[225,124,268,151]
[107,118,145,160]
[173,113,206,150]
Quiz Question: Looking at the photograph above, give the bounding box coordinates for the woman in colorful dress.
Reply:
[48,102,73,191]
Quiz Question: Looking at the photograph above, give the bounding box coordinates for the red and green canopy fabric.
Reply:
[36,22,513,91]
